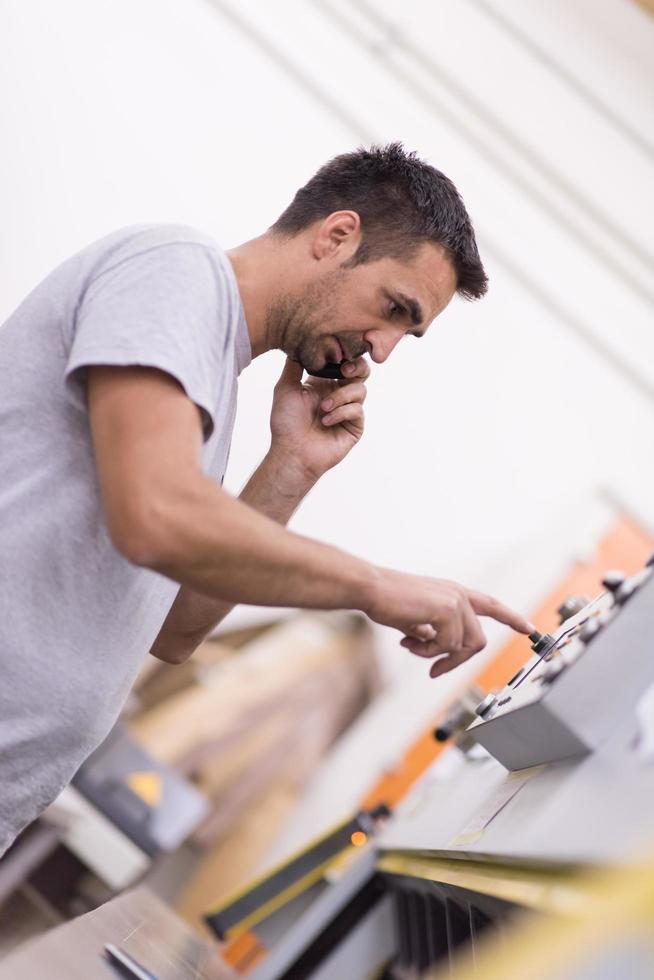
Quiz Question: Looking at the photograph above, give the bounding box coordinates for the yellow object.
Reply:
[222,849,353,940]
[426,855,654,979]
[126,770,163,807]
[379,853,587,917]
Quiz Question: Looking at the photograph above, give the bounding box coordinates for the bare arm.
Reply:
[150,355,372,663]
[149,451,312,663]
[88,365,372,604]
[88,365,531,678]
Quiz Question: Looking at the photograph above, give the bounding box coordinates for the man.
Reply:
[0,143,531,856]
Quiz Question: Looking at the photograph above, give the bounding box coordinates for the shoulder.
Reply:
[120,223,221,252]
[75,224,236,297]
[88,223,224,266]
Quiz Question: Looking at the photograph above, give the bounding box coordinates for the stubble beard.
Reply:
[265,269,348,373]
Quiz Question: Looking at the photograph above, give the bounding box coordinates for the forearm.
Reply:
[239,450,314,524]
[141,461,375,616]
[149,452,354,661]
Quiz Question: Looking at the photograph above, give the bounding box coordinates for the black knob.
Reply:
[529,630,556,654]
[557,595,589,624]
[433,726,451,742]
[602,570,626,593]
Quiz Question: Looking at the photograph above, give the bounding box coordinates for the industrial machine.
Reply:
[467,558,654,769]
[376,549,654,976]
[192,531,654,979]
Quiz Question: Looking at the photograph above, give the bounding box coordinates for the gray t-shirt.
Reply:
[0,224,251,855]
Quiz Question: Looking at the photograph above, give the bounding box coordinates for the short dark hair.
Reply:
[271,142,487,300]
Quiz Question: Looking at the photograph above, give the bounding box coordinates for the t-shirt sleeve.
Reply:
[65,242,230,441]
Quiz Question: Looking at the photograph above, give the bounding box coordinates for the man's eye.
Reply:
[388,301,404,317]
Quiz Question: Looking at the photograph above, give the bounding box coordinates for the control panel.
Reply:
[467,557,654,770]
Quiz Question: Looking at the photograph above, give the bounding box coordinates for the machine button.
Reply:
[529,630,556,654]
[580,619,601,643]
[475,694,497,717]
[556,595,590,623]
[615,579,638,605]
[542,660,566,683]
[602,570,626,593]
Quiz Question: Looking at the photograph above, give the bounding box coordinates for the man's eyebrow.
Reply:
[396,292,424,328]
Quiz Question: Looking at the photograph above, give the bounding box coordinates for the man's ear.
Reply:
[311,210,361,260]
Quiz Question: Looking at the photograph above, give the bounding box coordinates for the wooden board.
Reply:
[0,887,235,979]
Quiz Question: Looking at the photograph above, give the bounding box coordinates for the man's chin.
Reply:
[290,355,313,373]
[303,362,330,376]
[291,349,328,375]
[292,337,340,374]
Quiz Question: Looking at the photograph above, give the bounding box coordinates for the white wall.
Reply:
[2,0,653,712]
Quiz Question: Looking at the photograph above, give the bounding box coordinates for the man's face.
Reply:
[268,242,458,374]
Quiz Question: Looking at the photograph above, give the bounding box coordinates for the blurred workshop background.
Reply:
[1,1,653,978]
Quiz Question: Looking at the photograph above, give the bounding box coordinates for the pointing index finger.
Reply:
[468,591,532,634]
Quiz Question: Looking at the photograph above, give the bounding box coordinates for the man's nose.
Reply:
[368,328,404,364]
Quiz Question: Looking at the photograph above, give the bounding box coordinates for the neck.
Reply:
[227,232,302,358]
